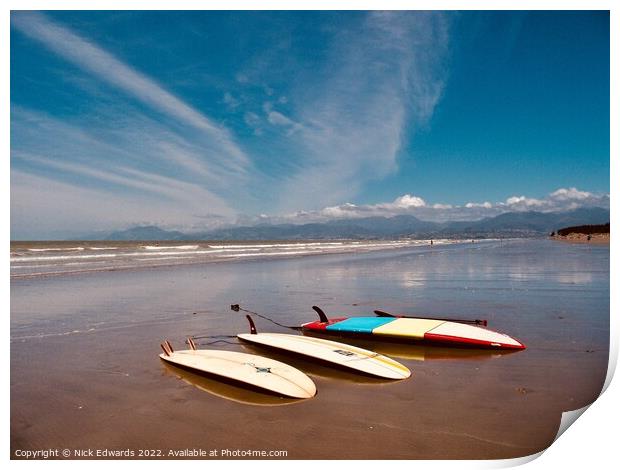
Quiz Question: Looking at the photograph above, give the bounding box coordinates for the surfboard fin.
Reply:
[312,306,329,323]
[165,340,174,353]
[187,337,197,351]
[245,315,257,334]
[161,341,173,356]
[374,310,396,318]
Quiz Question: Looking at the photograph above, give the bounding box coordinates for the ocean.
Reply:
[10,238,465,278]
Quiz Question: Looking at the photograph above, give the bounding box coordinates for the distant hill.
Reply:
[101,207,610,241]
[203,214,439,240]
[442,207,610,236]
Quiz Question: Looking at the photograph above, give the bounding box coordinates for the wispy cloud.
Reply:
[266,109,301,131]
[13,149,230,208]
[11,11,607,239]
[266,12,451,210]
[10,12,260,237]
[11,11,250,174]
[11,170,226,239]
[11,11,451,236]
[10,106,241,238]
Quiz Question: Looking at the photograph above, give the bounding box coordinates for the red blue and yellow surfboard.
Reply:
[301,308,525,350]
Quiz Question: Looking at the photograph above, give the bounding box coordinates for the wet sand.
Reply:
[11,240,609,459]
[552,233,610,245]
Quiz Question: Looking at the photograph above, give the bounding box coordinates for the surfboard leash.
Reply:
[230,304,302,331]
[190,334,237,340]
[192,339,239,346]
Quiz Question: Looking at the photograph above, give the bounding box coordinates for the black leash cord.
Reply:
[230,304,302,331]
[191,334,237,340]
[194,339,238,346]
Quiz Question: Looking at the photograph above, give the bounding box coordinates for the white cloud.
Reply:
[465,201,492,209]
[505,195,546,208]
[267,111,291,126]
[273,12,450,210]
[319,203,359,218]
[11,13,254,238]
[266,110,303,135]
[12,12,452,237]
[11,106,244,188]
[10,12,609,238]
[268,187,609,225]
[10,107,241,238]
[550,187,593,201]
[243,111,261,126]
[11,12,250,175]
[235,73,249,84]
[223,92,240,110]
[11,170,233,239]
[391,194,427,209]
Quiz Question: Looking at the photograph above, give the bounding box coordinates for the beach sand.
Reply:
[11,240,609,459]
[552,233,610,245]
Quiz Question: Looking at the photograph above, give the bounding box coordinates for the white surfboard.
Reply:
[159,340,316,399]
[161,362,303,406]
[237,332,411,380]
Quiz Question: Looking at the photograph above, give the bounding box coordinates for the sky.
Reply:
[10,11,610,239]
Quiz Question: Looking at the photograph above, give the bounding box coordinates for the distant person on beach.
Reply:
[430,240,433,246]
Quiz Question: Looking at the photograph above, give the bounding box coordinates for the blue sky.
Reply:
[10,11,609,238]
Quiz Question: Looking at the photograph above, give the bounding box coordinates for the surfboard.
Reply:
[301,308,525,350]
[238,331,411,380]
[159,339,316,399]
[160,361,302,406]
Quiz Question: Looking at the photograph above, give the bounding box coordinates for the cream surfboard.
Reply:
[159,339,316,399]
[237,316,410,380]
[160,361,302,406]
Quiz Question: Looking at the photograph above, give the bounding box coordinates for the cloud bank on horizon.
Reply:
[266,187,610,226]
[10,11,609,238]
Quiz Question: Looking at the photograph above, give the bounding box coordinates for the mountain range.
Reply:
[97,207,610,241]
